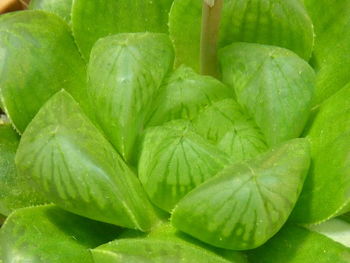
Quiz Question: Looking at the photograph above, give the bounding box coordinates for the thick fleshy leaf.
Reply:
[0,205,120,263]
[172,139,310,250]
[193,99,267,160]
[0,124,47,216]
[169,0,314,71]
[29,0,73,23]
[0,11,87,133]
[220,43,315,146]
[304,0,350,105]
[72,0,174,59]
[291,84,350,224]
[92,224,246,263]
[146,65,232,127]
[248,225,350,263]
[88,33,174,162]
[16,91,160,231]
[138,120,230,212]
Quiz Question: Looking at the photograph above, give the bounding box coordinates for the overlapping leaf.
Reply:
[291,83,350,224]
[304,0,350,105]
[138,120,230,212]
[0,205,120,263]
[29,0,73,23]
[169,0,314,71]
[193,99,267,160]
[248,224,350,263]
[0,11,87,133]
[0,124,47,216]
[172,139,310,250]
[146,65,232,127]
[72,0,174,59]
[220,43,315,146]
[16,91,160,231]
[87,33,174,162]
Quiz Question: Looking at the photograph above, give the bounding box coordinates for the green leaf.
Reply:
[169,0,314,71]
[72,0,174,59]
[16,90,160,231]
[171,139,310,250]
[248,225,350,263]
[304,0,350,105]
[0,11,87,133]
[29,0,73,23]
[138,120,230,212]
[146,65,232,127]
[192,98,267,160]
[87,33,174,162]
[291,84,350,223]
[92,224,246,263]
[0,205,120,263]
[220,43,315,146]
[0,124,47,216]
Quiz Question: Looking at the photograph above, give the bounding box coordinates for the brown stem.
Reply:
[200,0,224,77]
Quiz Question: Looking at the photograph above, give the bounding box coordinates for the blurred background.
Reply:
[0,0,30,14]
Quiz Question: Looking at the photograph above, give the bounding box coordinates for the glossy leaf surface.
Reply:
[172,139,310,250]
[16,91,160,231]
[0,11,87,133]
[88,33,174,162]
[193,99,267,160]
[248,225,350,263]
[0,124,47,216]
[29,0,73,23]
[146,65,232,127]
[220,43,315,146]
[291,84,350,223]
[0,205,120,263]
[138,120,230,212]
[72,0,174,59]
[169,0,314,71]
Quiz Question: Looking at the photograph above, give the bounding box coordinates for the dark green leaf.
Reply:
[146,65,232,127]
[0,205,120,263]
[248,225,350,263]
[192,99,267,160]
[138,120,230,212]
[29,0,73,23]
[220,43,315,146]
[16,91,160,231]
[169,0,314,71]
[0,11,87,133]
[72,0,174,59]
[0,124,47,216]
[172,139,310,250]
[87,33,174,162]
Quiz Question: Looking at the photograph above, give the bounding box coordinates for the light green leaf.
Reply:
[0,124,47,216]
[146,65,232,127]
[29,0,73,23]
[0,11,87,133]
[220,43,315,146]
[72,0,174,59]
[171,139,310,250]
[88,33,174,162]
[248,225,350,263]
[138,120,230,212]
[92,224,246,263]
[16,91,160,231]
[169,0,314,71]
[304,0,350,105]
[0,205,120,263]
[291,84,350,223]
[193,99,267,160]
